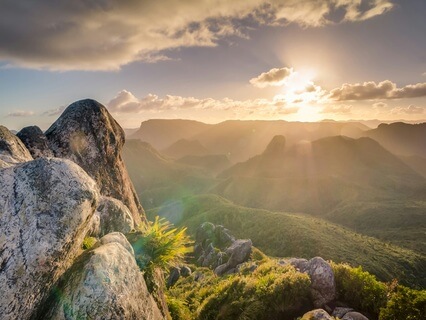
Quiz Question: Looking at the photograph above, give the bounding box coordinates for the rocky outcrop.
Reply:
[194,222,252,276]
[45,99,145,225]
[16,126,53,158]
[332,307,354,318]
[167,265,192,288]
[288,257,336,308]
[0,125,32,166]
[94,196,135,236]
[36,236,163,320]
[301,309,334,320]
[342,312,369,320]
[0,158,98,320]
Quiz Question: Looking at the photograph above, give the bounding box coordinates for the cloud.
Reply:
[7,110,34,117]
[391,105,425,115]
[107,90,298,115]
[42,106,66,116]
[320,105,352,114]
[372,102,388,108]
[250,67,294,88]
[0,0,394,71]
[328,80,426,101]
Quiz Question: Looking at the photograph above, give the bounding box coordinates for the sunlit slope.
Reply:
[148,194,426,288]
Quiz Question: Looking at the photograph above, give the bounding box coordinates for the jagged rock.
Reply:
[301,309,334,320]
[214,225,235,247]
[45,99,145,225]
[96,196,135,236]
[0,158,99,320]
[307,257,336,308]
[0,125,32,166]
[332,307,354,318]
[36,240,163,320]
[215,239,252,276]
[289,258,309,272]
[167,267,181,288]
[16,126,53,158]
[196,222,216,245]
[98,232,134,255]
[342,312,369,320]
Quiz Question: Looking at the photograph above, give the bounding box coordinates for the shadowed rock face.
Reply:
[16,126,53,158]
[0,125,33,167]
[45,99,145,225]
[0,158,99,320]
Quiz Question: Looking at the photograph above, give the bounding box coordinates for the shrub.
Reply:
[379,286,426,320]
[82,236,97,250]
[167,295,192,320]
[127,216,193,274]
[331,262,387,317]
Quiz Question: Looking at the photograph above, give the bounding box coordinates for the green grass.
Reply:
[148,194,426,288]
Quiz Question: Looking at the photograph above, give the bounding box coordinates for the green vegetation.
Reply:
[148,194,426,288]
[128,216,192,275]
[168,260,312,320]
[82,236,97,250]
[379,286,426,320]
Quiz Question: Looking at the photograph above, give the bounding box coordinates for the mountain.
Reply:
[400,155,426,178]
[130,119,211,149]
[130,119,369,163]
[148,194,426,288]
[122,139,215,209]
[162,138,209,159]
[176,154,232,174]
[364,122,426,157]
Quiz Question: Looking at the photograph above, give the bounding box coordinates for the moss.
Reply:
[82,237,97,250]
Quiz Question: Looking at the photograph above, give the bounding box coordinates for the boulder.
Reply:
[96,196,135,236]
[301,309,334,320]
[195,222,216,245]
[35,240,163,320]
[180,265,192,277]
[0,158,98,320]
[0,125,32,166]
[307,257,336,308]
[16,126,53,158]
[167,267,181,288]
[215,239,252,276]
[214,225,235,247]
[332,307,354,318]
[98,232,134,255]
[342,312,369,320]
[45,99,145,225]
[289,258,309,272]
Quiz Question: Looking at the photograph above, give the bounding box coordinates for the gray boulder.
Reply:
[96,196,135,236]
[167,267,181,288]
[36,240,163,320]
[0,158,99,320]
[0,125,32,166]
[301,309,334,320]
[332,307,354,318]
[98,232,134,255]
[215,239,252,276]
[180,265,192,277]
[307,257,336,308]
[342,312,369,320]
[45,99,145,225]
[16,126,53,158]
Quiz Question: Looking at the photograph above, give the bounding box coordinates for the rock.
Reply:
[45,99,144,225]
[342,312,369,320]
[167,267,181,288]
[98,232,134,255]
[289,258,309,272]
[332,307,354,318]
[306,257,336,308]
[214,225,235,247]
[215,239,252,276]
[0,125,32,166]
[96,196,135,236]
[196,222,216,245]
[226,239,252,268]
[180,265,192,277]
[0,158,99,320]
[35,241,163,320]
[301,309,334,320]
[16,126,53,158]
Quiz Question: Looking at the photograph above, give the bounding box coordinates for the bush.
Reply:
[167,295,192,320]
[127,216,193,274]
[331,262,388,317]
[82,236,97,250]
[379,286,426,320]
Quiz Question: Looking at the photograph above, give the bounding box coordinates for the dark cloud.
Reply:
[328,80,426,101]
[0,0,394,71]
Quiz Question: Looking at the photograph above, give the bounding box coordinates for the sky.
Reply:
[0,0,425,130]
